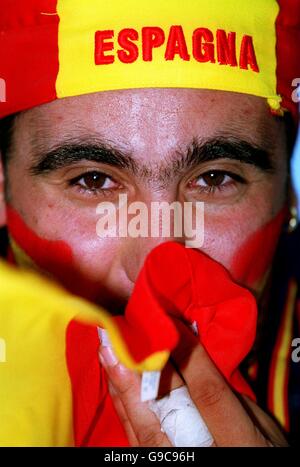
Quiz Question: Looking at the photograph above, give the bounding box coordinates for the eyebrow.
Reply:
[29,137,275,183]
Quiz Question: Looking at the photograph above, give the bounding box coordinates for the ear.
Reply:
[0,154,6,227]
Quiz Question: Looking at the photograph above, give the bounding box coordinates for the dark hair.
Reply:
[0,114,16,167]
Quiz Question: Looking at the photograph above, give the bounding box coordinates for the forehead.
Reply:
[14,88,285,160]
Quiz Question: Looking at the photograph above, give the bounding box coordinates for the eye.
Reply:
[189,170,244,191]
[195,171,230,187]
[70,171,119,192]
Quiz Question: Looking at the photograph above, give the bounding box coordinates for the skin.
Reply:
[100,319,288,447]
[0,88,290,446]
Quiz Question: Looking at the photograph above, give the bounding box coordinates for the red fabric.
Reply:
[7,206,258,441]
[66,242,257,445]
[66,320,129,447]
[122,241,257,399]
[7,204,257,406]
[276,0,300,122]
[0,0,59,117]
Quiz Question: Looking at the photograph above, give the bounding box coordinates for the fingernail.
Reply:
[99,346,119,367]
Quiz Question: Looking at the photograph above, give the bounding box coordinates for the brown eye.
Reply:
[72,171,117,191]
[200,172,227,187]
[190,171,231,189]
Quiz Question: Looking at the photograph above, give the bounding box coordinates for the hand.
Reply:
[99,320,288,447]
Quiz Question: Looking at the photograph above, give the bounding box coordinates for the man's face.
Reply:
[2,88,289,311]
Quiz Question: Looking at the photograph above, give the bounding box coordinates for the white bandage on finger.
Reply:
[149,386,214,447]
[98,327,213,446]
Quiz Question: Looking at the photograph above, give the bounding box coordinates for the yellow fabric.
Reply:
[272,280,297,431]
[56,0,280,111]
[0,260,168,446]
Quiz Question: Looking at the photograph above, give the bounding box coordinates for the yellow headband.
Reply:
[0,0,299,120]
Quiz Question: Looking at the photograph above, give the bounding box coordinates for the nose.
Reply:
[121,236,182,285]
[104,191,189,306]
[118,192,189,285]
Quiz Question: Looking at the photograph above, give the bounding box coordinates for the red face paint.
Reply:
[231,207,288,289]
[5,205,259,400]
[6,204,287,310]
[6,205,113,304]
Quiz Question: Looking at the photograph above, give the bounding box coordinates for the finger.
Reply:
[158,360,184,398]
[108,382,139,446]
[99,345,172,447]
[171,319,269,447]
[240,396,289,447]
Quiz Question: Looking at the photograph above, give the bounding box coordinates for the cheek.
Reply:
[5,204,121,303]
[229,207,287,288]
[201,207,287,290]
